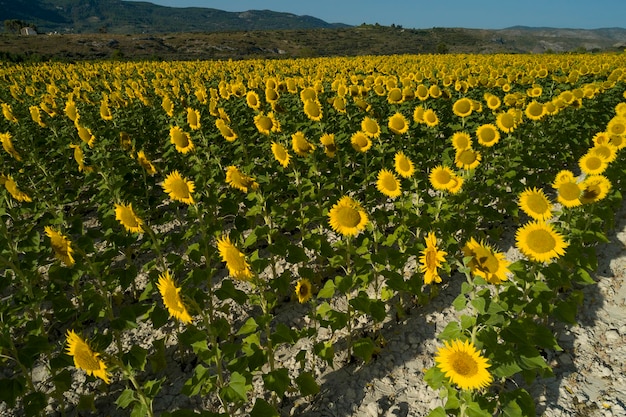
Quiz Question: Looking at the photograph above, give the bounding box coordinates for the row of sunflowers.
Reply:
[1,53,625,416]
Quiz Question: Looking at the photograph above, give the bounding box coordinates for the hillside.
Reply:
[1,25,626,62]
[0,0,347,34]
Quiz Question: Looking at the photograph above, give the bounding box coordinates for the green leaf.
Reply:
[353,337,376,363]
[221,371,250,403]
[116,389,137,409]
[131,401,149,417]
[123,345,148,371]
[271,323,295,345]
[215,279,248,304]
[317,279,335,299]
[295,372,320,396]
[438,321,462,341]
[23,391,47,417]
[262,368,291,398]
[286,244,307,263]
[250,398,279,417]
[314,341,334,366]
[452,293,467,311]
[77,394,96,412]
[0,378,26,407]
[466,400,492,417]
[236,317,258,336]
[423,366,445,390]
[426,406,447,417]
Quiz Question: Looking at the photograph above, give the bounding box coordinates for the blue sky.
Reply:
[123,0,626,29]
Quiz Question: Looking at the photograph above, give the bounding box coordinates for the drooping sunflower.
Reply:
[217,235,253,281]
[186,107,201,130]
[394,151,415,178]
[578,152,608,175]
[328,196,369,237]
[476,124,500,147]
[157,270,193,324]
[137,150,157,175]
[376,169,402,199]
[452,97,473,118]
[66,330,110,384]
[462,238,510,284]
[1,175,32,203]
[455,148,481,170]
[361,116,381,138]
[295,278,313,303]
[114,202,143,233]
[413,105,425,124]
[451,132,472,151]
[271,142,291,168]
[215,119,237,142]
[169,126,194,154]
[0,132,22,161]
[303,99,323,122]
[44,226,75,267]
[435,339,492,391]
[429,165,455,191]
[423,109,439,128]
[76,124,95,148]
[580,175,611,204]
[419,232,447,285]
[320,133,337,158]
[388,112,409,135]
[351,131,372,153]
[162,170,195,205]
[30,105,46,127]
[69,144,89,173]
[516,221,569,263]
[292,131,315,157]
[518,187,553,221]
[225,165,258,193]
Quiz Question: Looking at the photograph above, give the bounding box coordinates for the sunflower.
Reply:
[448,175,464,194]
[495,112,516,133]
[552,173,582,208]
[63,100,78,122]
[518,187,553,221]
[578,152,608,175]
[162,170,195,205]
[429,84,442,98]
[462,238,510,284]
[303,99,323,121]
[429,165,455,191]
[246,90,261,110]
[361,116,381,138]
[516,221,568,263]
[186,108,201,130]
[1,175,32,202]
[413,106,425,123]
[137,150,157,175]
[476,124,500,147]
[157,270,193,323]
[580,175,611,204]
[170,126,194,154]
[295,278,313,303]
[292,131,315,157]
[271,142,291,167]
[161,95,174,117]
[328,196,369,237]
[485,94,501,111]
[451,132,472,151]
[435,339,492,391]
[423,109,439,127]
[215,119,237,142]
[455,148,481,170]
[452,97,473,118]
[254,112,274,135]
[320,133,336,157]
[589,143,618,163]
[419,232,447,285]
[76,124,95,148]
[332,96,347,113]
[2,103,18,123]
[525,101,545,121]
[69,144,89,173]
[265,87,279,104]
[387,87,404,104]
[44,226,75,267]
[394,151,415,178]
[225,165,258,193]
[30,106,46,127]
[388,112,409,135]
[217,235,253,281]
[114,202,143,233]
[376,169,402,199]
[606,116,626,137]
[66,330,110,384]
[351,131,372,153]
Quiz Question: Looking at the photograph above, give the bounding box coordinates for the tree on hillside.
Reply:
[4,19,37,34]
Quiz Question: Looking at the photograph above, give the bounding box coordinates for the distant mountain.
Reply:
[0,0,349,34]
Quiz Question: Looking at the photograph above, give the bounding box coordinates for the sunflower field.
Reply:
[1,52,625,417]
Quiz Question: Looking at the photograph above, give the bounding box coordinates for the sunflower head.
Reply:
[388,112,409,135]
[578,152,608,175]
[394,151,415,178]
[462,238,510,284]
[435,339,492,391]
[516,221,569,263]
[295,278,313,303]
[44,226,75,267]
[455,148,481,170]
[580,175,611,204]
[453,97,473,118]
[271,142,291,167]
[351,131,372,153]
[66,330,110,384]
[225,165,259,193]
[419,232,447,285]
[518,187,553,221]
[292,131,315,157]
[476,124,500,147]
[328,196,369,237]
[157,271,193,323]
[376,169,402,199]
[303,99,323,121]
[320,133,337,157]
[170,126,194,154]
[217,235,253,281]
[115,202,143,233]
[162,170,195,205]
[451,132,472,151]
